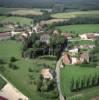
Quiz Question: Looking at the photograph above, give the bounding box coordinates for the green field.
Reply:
[61,65,99,100]
[69,40,95,46]
[56,24,99,34]
[0,7,42,16]
[0,16,32,25]
[0,40,57,100]
[51,10,99,19]
[0,77,6,90]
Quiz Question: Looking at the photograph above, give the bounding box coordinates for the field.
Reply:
[0,16,32,26]
[61,65,99,100]
[0,40,57,100]
[51,10,99,19]
[0,7,42,16]
[0,77,6,90]
[56,24,99,34]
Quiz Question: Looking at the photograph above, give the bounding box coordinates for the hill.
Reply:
[0,0,99,10]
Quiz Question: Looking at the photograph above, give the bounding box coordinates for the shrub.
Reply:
[8,63,19,70]
[0,59,6,64]
[10,57,18,62]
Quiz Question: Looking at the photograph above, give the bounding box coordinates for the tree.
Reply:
[90,39,99,66]
[86,76,91,87]
[70,78,75,92]
[37,75,43,92]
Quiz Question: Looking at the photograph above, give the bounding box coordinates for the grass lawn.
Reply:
[56,24,99,34]
[0,40,57,100]
[61,65,99,100]
[0,16,32,25]
[51,10,99,19]
[0,77,6,90]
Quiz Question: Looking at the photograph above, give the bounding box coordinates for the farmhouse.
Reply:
[62,53,71,65]
[79,52,89,63]
[79,33,99,40]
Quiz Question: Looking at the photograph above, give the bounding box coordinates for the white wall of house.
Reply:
[79,34,88,40]
[71,57,78,64]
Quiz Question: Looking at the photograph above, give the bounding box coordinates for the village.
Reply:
[0,0,99,99]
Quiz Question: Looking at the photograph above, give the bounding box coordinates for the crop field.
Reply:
[61,65,99,100]
[0,16,32,25]
[0,40,57,100]
[56,24,99,34]
[0,7,42,16]
[51,10,99,19]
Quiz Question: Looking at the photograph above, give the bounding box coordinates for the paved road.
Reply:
[56,56,65,100]
[0,74,28,100]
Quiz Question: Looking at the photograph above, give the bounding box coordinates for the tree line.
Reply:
[21,33,68,60]
[50,17,99,26]
[71,73,99,92]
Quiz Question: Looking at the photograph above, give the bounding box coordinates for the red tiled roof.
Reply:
[0,32,10,37]
[0,96,8,100]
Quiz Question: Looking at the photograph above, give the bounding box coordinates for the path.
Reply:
[56,56,65,100]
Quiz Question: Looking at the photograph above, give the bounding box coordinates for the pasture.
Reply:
[51,10,99,19]
[56,24,99,34]
[0,40,57,100]
[61,65,99,100]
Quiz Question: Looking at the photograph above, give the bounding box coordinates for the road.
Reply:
[56,56,65,100]
[0,74,28,100]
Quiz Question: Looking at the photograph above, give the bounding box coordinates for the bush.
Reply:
[0,65,5,72]
[8,63,19,70]
[28,68,34,72]
[0,59,6,64]
[10,57,18,62]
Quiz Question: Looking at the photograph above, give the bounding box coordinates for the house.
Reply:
[79,33,99,40]
[87,33,95,40]
[79,52,89,63]
[61,32,72,39]
[11,30,21,37]
[53,30,60,35]
[41,68,54,80]
[71,57,78,64]
[62,53,71,65]
[68,48,79,56]
[79,34,88,40]
[40,34,50,44]
[0,32,11,40]
[95,33,99,39]
[33,23,43,33]
[63,53,79,65]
